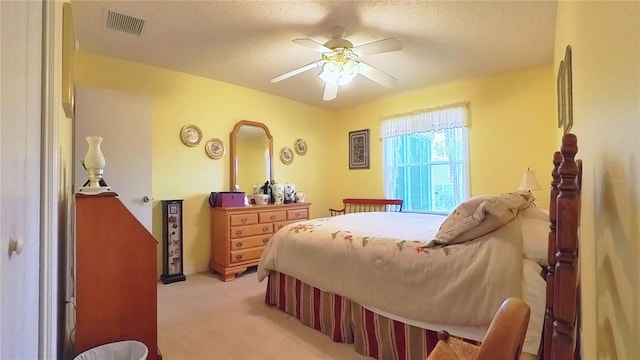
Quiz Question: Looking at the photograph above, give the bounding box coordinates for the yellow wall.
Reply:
[332,65,556,209]
[76,53,556,277]
[554,2,640,359]
[75,52,335,275]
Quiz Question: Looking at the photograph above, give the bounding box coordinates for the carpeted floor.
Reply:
[157,269,369,360]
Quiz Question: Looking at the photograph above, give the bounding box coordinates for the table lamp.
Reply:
[517,168,542,192]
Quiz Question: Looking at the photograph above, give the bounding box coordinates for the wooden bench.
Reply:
[329,198,403,216]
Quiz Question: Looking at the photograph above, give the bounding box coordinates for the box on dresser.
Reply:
[209,202,310,281]
[209,191,245,207]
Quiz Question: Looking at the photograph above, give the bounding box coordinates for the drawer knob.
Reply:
[295,213,300,218]
[263,238,269,244]
[270,215,276,220]
[241,217,247,224]
[263,226,270,232]
[235,254,243,261]
[235,229,243,236]
[236,241,243,247]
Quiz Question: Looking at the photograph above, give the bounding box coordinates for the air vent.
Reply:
[104,10,145,36]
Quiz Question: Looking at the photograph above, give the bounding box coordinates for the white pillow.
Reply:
[521,216,550,266]
[434,192,534,245]
[522,259,546,355]
[521,206,549,221]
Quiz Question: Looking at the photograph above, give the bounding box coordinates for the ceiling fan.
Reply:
[271,26,403,101]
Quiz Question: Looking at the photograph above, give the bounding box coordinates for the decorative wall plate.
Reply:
[280,146,294,165]
[294,138,307,156]
[180,124,202,147]
[205,138,225,160]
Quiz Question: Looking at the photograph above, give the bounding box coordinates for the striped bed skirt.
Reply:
[265,271,475,360]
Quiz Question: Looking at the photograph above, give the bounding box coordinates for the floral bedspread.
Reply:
[257,212,523,326]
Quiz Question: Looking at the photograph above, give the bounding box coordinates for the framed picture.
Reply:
[205,138,225,160]
[294,138,308,156]
[557,45,573,134]
[349,129,369,169]
[180,124,202,147]
[161,200,186,283]
[280,146,294,165]
[61,3,75,119]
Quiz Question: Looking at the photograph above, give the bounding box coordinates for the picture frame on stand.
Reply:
[161,199,186,284]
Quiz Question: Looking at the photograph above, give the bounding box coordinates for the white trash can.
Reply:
[73,340,148,360]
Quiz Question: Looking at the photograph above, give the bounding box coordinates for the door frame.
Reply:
[40,1,61,358]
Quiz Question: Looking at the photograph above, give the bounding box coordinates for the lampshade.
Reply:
[518,168,542,191]
[318,48,359,86]
[79,135,111,194]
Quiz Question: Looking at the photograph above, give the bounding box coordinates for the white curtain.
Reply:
[379,102,470,139]
[382,138,402,200]
[381,103,470,209]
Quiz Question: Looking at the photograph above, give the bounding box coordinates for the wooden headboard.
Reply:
[329,198,403,216]
[543,133,582,360]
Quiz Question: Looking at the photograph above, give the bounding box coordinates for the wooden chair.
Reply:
[426,297,531,360]
[329,198,403,216]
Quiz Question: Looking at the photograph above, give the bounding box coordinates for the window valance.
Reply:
[379,102,470,139]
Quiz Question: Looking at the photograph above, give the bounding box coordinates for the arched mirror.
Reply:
[230,120,274,192]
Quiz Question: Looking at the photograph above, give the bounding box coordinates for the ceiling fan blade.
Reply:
[352,38,402,56]
[358,62,397,88]
[292,38,332,52]
[323,83,338,101]
[271,60,324,83]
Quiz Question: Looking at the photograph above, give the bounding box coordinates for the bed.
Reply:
[257,134,581,360]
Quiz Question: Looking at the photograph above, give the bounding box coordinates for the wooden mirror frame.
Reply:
[230,120,274,191]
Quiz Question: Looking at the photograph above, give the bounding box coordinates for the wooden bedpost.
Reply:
[543,150,562,360]
[553,133,580,359]
[543,133,581,360]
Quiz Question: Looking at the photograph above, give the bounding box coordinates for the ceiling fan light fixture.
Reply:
[318,48,359,86]
[274,30,402,101]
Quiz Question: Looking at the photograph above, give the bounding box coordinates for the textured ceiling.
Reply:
[72,1,557,111]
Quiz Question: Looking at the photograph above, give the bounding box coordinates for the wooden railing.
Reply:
[329,198,403,216]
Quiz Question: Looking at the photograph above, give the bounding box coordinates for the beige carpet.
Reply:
[157,270,369,360]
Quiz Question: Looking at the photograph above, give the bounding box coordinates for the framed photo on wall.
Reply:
[62,3,75,119]
[349,129,369,169]
[557,45,573,134]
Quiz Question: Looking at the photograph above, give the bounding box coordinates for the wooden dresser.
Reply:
[75,192,159,359]
[210,202,310,281]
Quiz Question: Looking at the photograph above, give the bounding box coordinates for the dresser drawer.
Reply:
[230,223,273,239]
[287,208,308,220]
[230,247,264,264]
[259,210,287,223]
[230,213,258,226]
[230,234,270,250]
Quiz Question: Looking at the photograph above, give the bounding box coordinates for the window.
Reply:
[380,104,469,213]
